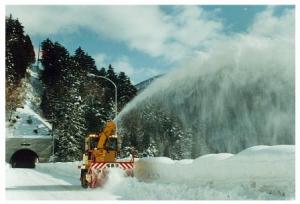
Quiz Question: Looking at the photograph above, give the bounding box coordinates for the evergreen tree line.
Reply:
[6,14,193,161]
[39,39,137,161]
[6,15,137,162]
[5,15,35,120]
[119,101,194,160]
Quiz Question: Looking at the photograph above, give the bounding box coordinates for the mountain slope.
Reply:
[6,66,52,138]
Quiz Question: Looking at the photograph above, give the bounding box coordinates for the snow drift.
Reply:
[100,145,295,199]
[134,145,295,189]
[6,145,294,200]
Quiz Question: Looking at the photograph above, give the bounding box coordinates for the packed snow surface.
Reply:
[6,145,294,200]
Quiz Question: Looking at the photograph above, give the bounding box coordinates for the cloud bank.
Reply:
[6,5,223,63]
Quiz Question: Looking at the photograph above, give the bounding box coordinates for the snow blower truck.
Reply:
[79,121,136,188]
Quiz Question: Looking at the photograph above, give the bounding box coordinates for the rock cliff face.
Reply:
[6,66,53,164]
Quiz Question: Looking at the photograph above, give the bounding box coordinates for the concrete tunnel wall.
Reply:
[6,137,53,165]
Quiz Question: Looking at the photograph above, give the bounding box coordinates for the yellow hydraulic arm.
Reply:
[97,121,116,149]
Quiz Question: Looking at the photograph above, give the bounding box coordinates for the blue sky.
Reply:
[6,5,294,84]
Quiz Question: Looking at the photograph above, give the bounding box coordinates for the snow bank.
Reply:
[134,145,294,199]
[6,145,294,200]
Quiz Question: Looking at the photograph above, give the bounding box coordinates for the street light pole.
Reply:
[51,113,55,162]
[87,73,118,136]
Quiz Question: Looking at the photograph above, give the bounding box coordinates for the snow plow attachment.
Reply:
[80,160,134,188]
[79,121,137,188]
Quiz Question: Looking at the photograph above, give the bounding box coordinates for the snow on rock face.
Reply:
[6,67,51,138]
[7,104,52,138]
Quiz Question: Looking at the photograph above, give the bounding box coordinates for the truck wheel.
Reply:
[81,169,89,188]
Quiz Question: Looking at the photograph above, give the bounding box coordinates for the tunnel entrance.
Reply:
[10,149,38,168]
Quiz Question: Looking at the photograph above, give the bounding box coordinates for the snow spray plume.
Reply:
[117,8,295,157]
[102,168,125,191]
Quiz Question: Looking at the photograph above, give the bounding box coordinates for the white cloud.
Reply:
[170,6,223,47]
[113,56,135,77]
[7,5,293,85]
[6,6,80,35]
[93,53,136,77]
[92,53,161,84]
[6,5,223,63]
[92,53,136,83]
[93,53,108,68]
[136,67,162,78]
[248,6,295,39]
[109,56,162,84]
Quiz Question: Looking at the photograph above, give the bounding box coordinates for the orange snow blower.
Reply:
[79,121,136,188]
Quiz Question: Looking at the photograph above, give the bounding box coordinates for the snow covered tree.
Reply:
[6,14,35,120]
[103,64,118,116]
[119,100,194,160]
[80,75,108,133]
[40,40,88,161]
[39,39,138,161]
[73,48,110,133]
[54,77,88,161]
[6,15,35,82]
[40,41,68,124]
[117,72,137,111]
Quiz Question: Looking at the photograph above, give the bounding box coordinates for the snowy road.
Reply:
[6,145,295,200]
[5,165,118,200]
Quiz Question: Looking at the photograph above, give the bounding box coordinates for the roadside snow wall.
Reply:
[134,145,294,197]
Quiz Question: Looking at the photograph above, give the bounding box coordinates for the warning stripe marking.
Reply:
[91,163,106,169]
[120,162,134,169]
[90,162,134,170]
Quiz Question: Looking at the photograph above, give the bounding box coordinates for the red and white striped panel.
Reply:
[90,162,134,170]
[91,162,106,169]
[119,162,134,170]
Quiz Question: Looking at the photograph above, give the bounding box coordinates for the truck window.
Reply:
[105,138,118,151]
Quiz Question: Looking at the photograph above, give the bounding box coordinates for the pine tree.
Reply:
[100,64,117,120]
[40,40,89,161]
[54,68,88,161]
[6,15,35,82]
[24,35,35,66]
[106,64,118,83]
[99,67,106,76]
[79,75,108,133]
[117,71,137,111]
[40,39,69,88]
[73,48,109,133]
[6,14,35,120]
[39,40,139,161]
[119,100,194,159]
[73,47,98,75]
